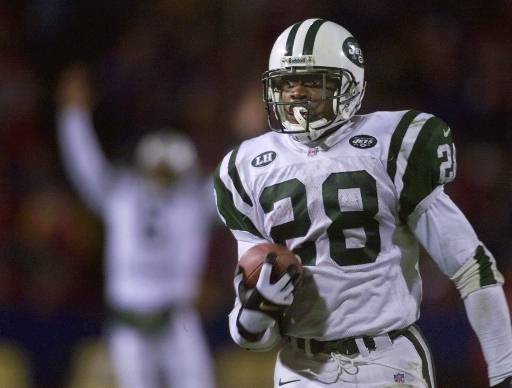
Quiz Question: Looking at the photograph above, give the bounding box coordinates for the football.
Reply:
[238,243,302,288]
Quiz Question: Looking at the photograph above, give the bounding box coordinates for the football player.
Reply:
[214,19,512,387]
[56,66,216,388]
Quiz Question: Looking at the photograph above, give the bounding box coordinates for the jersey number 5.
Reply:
[260,170,380,266]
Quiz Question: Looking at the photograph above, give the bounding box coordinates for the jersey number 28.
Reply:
[260,170,380,266]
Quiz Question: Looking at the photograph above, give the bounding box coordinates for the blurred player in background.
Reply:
[214,19,512,387]
[56,66,216,388]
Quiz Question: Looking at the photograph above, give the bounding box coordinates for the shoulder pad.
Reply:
[387,111,456,222]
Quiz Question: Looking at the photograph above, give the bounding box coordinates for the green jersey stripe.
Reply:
[213,165,262,238]
[228,146,253,206]
[393,112,432,200]
[302,19,327,55]
[285,22,303,56]
[398,116,448,222]
[387,110,421,182]
[475,245,498,287]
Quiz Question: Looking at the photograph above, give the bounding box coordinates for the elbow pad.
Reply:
[451,245,504,299]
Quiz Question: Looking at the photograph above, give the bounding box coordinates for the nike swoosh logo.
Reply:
[443,127,451,137]
[278,378,300,386]
[259,301,281,311]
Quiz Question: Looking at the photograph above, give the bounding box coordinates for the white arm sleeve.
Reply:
[409,190,503,292]
[464,286,512,386]
[57,106,114,213]
[410,189,511,384]
[409,190,481,277]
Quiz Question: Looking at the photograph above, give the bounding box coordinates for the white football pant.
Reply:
[108,307,215,388]
[275,325,435,388]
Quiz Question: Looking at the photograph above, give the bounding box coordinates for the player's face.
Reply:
[141,163,177,188]
[278,74,338,124]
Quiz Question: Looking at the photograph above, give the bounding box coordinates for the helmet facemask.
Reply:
[262,67,364,144]
[263,19,366,145]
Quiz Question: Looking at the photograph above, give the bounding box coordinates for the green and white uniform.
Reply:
[58,107,216,388]
[215,110,509,387]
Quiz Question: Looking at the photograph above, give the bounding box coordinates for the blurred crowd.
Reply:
[1,1,511,387]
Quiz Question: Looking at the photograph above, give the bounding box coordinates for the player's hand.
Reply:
[255,254,297,306]
[233,254,299,341]
[492,376,512,387]
[234,255,299,342]
[237,253,298,320]
[56,64,94,110]
[233,266,274,340]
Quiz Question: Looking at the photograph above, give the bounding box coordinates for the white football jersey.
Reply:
[58,108,212,312]
[215,110,460,340]
[103,172,211,311]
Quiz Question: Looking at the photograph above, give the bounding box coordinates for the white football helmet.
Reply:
[262,19,365,143]
[135,130,197,184]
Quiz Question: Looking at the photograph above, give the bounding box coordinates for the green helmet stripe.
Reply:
[213,165,262,237]
[302,19,327,55]
[228,146,253,206]
[285,22,303,56]
[387,110,421,182]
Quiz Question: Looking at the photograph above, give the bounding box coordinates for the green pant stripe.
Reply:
[228,146,253,206]
[213,165,262,237]
[387,110,421,182]
[403,326,436,388]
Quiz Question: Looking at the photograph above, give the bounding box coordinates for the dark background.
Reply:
[1,1,511,387]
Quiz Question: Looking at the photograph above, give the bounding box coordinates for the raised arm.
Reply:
[56,66,114,214]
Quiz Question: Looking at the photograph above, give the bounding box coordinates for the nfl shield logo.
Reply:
[307,147,319,157]
[394,373,405,384]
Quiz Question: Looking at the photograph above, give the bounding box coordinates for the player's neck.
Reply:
[303,120,353,149]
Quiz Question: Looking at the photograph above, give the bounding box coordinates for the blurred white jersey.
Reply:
[103,173,210,311]
[215,110,460,340]
[58,108,212,312]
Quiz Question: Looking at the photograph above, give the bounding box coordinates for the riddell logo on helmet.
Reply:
[281,55,314,67]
